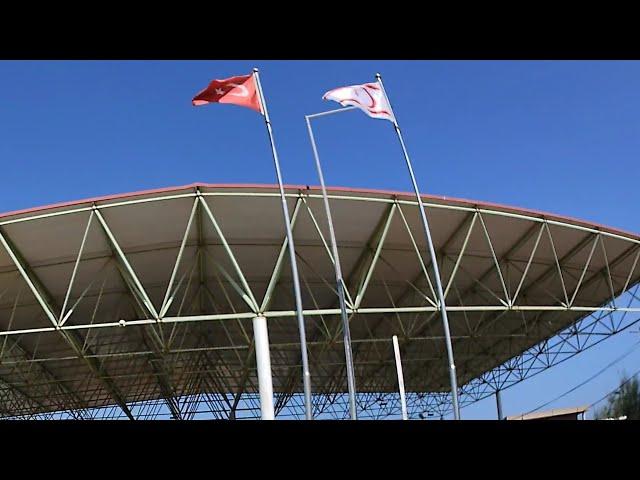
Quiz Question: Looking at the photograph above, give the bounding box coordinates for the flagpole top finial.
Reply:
[253,68,259,73]
[375,72,381,79]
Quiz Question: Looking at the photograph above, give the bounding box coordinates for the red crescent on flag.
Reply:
[323,82,392,119]
[360,87,376,109]
[325,86,376,109]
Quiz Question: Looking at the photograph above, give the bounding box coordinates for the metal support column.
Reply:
[496,389,504,420]
[253,315,275,420]
[392,335,408,420]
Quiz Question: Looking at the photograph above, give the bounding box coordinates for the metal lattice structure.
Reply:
[1,183,639,420]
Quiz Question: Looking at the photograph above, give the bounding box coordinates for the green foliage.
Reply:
[595,374,640,420]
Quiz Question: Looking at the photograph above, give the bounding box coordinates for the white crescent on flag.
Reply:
[322,82,395,122]
[227,83,249,97]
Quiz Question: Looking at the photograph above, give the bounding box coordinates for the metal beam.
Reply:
[0,227,59,327]
[93,207,159,320]
[260,197,304,312]
[105,233,184,420]
[0,336,90,417]
[297,204,400,405]
[0,225,135,420]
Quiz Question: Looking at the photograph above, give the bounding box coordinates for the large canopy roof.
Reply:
[0,183,639,419]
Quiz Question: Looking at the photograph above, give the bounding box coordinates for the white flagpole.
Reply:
[392,335,408,420]
[375,73,461,420]
[252,68,313,420]
[305,111,358,420]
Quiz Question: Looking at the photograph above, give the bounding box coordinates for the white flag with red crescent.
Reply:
[322,82,394,122]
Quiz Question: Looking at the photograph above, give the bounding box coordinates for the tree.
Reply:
[595,374,640,420]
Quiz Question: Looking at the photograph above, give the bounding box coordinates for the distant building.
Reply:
[506,405,589,421]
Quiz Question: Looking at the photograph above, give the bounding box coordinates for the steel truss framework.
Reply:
[0,184,639,419]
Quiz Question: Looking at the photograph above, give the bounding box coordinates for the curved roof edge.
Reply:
[0,182,637,241]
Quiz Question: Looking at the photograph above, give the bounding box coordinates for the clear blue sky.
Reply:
[1,60,639,419]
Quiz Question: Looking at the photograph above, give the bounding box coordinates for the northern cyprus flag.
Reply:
[322,82,394,122]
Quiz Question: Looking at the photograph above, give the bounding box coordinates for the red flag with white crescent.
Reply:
[192,73,263,114]
[322,82,394,122]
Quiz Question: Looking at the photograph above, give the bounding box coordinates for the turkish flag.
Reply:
[192,74,263,114]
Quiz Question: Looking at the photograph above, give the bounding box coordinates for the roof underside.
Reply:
[0,183,638,418]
